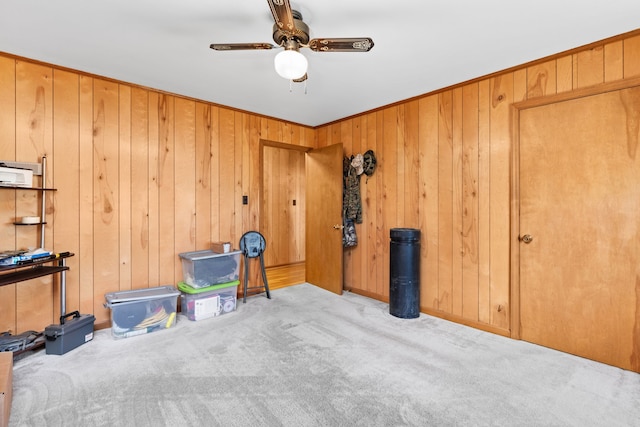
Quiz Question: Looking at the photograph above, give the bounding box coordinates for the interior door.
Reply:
[305,143,343,295]
[518,85,640,372]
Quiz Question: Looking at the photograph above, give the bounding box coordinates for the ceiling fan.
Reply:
[210,0,374,82]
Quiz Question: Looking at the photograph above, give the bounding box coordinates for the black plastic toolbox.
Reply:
[44,311,95,355]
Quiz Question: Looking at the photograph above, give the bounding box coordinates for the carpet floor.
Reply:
[9,283,640,427]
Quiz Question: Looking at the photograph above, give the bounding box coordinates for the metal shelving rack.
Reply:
[0,156,73,319]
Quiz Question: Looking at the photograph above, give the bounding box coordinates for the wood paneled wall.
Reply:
[2,29,640,336]
[317,31,640,335]
[0,56,315,331]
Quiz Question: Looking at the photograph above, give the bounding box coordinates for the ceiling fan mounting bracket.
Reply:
[272,10,310,46]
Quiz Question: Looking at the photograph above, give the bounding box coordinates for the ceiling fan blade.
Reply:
[267,0,296,34]
[308,38,374,53]
[210,43,275,51]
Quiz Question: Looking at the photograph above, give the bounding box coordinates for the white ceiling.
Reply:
[1,1,639,127]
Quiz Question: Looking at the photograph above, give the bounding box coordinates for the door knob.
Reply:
[520,234,533,244]
[333,224,344,230]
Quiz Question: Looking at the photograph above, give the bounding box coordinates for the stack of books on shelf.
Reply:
[0,248,52,266]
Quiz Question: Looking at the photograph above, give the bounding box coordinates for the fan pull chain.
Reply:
[287,78,307,94]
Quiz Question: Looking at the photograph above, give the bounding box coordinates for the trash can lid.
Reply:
[390,228,421,241]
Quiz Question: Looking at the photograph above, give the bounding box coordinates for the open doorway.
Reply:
[260,140,344,293]
[260,140,309,289]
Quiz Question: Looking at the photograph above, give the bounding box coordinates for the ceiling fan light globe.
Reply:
[274,50,308,80]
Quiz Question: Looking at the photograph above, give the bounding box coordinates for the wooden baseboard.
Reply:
[348,288,510,338]
[348,287,389,302]
[420,308,511,337]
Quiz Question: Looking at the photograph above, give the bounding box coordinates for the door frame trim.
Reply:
[509,76,640,339]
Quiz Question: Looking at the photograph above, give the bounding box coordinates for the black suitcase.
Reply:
[44,311,95,355]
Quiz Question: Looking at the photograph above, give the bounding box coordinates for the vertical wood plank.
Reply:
[438,91,453,313]
[240,112,251,248]
[0,57,15,157]
[233,112,244,245]
[575,46,604,88]
[262,145,277,265]
[404,100,420,228]
[462,83,479,320]
[218,108,235,241]
[352,116,368,292]
[353,117,365,289]
[331,123,341,147]
[556,55,574,93]
[78,75,95,315]
[118,85,132,292]
[130,87,149,290]
[381,107,398,297]
[514,69,528,103]
[623,34,640,78]
[351,116,364,290]
[0,57,16,333]
[419,95,439,310]
[375,111,386,296]
[604,41,624,82]
[364,112,379,296]
[297,144,306,262]
[277,147,287,262]
[452,88,464,317]
[316,127,328,148]
[209,106,220,243]
[52,69,81,318]
[195,102,212,250]
[147,92,160,287]
[488,74,512,330]
[341,120,354,288]
[395,105,406,225]
[157,94,176,284]
[527,60,556,99]
[512,69,526,105]
[292,149,304,262]
[15,61,53,331]
[248,115,262,233]
[174,98,196,283]
[92,79,119,321]
[477,80,492,324]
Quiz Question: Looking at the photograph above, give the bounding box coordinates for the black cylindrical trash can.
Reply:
[389,228,420,319]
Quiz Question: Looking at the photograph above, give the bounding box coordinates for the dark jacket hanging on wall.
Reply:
[342,158,362,248]
[344,165,362,224]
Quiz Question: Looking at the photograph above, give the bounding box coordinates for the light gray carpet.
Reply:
[9,283,640,427]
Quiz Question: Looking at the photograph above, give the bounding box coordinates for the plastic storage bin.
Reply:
[104,285,179,339]
[178,280,238,321]
[178,249,241,288]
